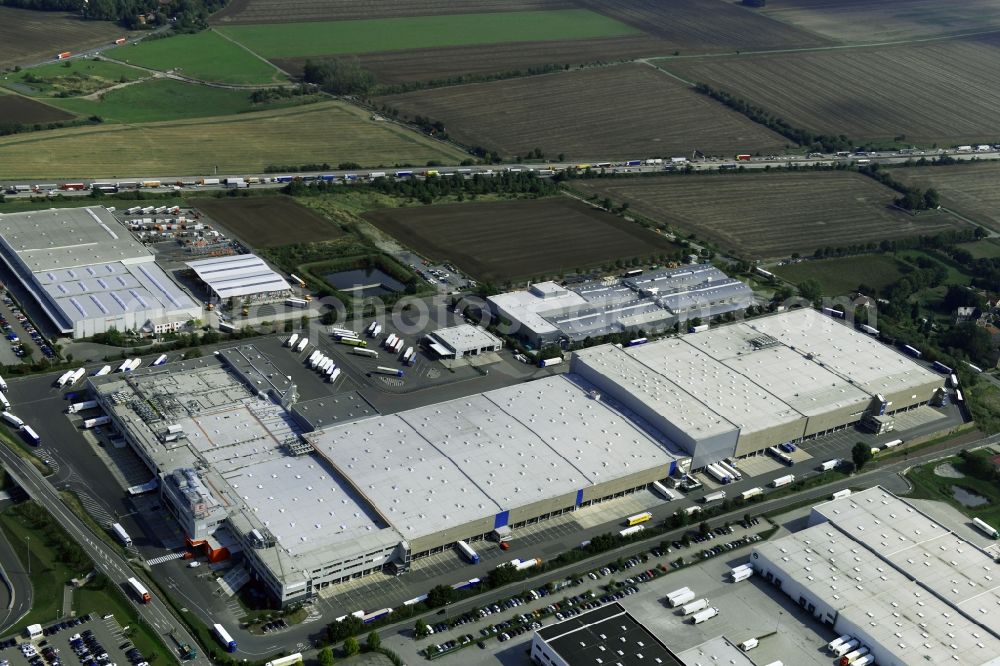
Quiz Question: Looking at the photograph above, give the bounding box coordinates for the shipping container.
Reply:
[691,607,719,624]
[112,522,132,546]
[2,412,24,429]
[456,540,480,564]
[128,577,151,603]
[626,511,652,526]
[21,425,39,444]
[669,590,696,607]
[212,624,236,652]
[827,635,852,653]
[619,525,645,537]
[972,517,999,539]
[932,360,953,374]
[770,474,795,488]
[679,598,708,615]
[740,487,763,501]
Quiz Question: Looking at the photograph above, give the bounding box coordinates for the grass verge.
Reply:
[905,451,1000,527]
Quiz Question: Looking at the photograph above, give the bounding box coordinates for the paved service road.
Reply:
[0,521,31,633]
[0,444,208,666]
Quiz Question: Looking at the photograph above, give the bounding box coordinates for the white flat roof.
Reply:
[573,344,737,440]
[306,375,680,540]
[755,523,1000,666]
[187,254,290,299]
[748,308,941,395]
[488,282,587,336]
[430,324,501,351]
[626,338,802,435]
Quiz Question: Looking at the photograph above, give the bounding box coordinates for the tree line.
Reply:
[0,0,228,30]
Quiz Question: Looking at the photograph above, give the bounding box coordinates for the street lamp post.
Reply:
[25,536,30,576]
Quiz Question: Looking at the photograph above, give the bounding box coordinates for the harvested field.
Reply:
[761,0,1000,42]
[274,35,669,85]
[0,7,130,67]
[377,64,788,160]
[192,196,342,248]
[893,163,1000,232]
[0,102,466,179]
[363,197,680,282]
[663,36,1000,145]
[213,0,571,24]
[571,171,968,258]
[579,0,830,52]
[0,91,75,125]
[772,255,904,296]
[217,10,636,59]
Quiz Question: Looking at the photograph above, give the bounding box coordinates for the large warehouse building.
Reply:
[186,254,291,308]
[573,308,942,467]
[88,307,944,606]
[752,487,1000,666]
[488,264,753,345]
[0,207,200,337]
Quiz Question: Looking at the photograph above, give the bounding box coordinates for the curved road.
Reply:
[0,522,32,633]
[0,445,208,666]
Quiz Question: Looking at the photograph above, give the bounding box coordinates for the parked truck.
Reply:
[669,590,696,607]
[295,337,309,352]
[456,540,480,564]
[664,587,691,605]
[716,460,742,481]
[374,366,404,378]
[833,639,860,657]
[2,412,24,429]
[827,635,853,653]
[351,347,379,358]
[690,607,719,624]
[111,522,132,547]
[619,525,645,538]
[83,416,111,429]
[740,487,763,501]
[702,490,726,504]
[770,474,795,488]
[732,568,753,582]
[840,646,869,665]
[819,459,841,471]
[679,598,708,616]
[972,517,999,539]
[68,400,98,413]
[539,357,563,368]
[705,464,731,484]
[831,489,852,500]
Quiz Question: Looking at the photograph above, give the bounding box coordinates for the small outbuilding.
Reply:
[425,324,503,359]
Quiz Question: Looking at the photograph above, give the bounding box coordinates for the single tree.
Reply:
[852,441,873,471]
[366,631,381,651]
[343,636,360,657]
[317,647,335,666]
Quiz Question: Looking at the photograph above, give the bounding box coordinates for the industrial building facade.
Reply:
[573,308,942,467]
[425,324,503,359]
[0,207,200,338]
[186,254,291,308]
[752,487,1000,666]
[488,264,754,346]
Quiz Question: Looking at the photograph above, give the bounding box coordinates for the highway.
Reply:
[3,148,1000,198]
[0,444,207,666]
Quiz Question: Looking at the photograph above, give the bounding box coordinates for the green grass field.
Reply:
[772,254,904,296]
[0,101,466,178]
[49,78,313,123]
[217,9,638,59]
[109,30,285,84]
[906,450,1000,528]
[2,59,146,97]
[957,238,1000,260]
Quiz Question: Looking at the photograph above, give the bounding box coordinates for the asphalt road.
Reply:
[0,444,207,666]
[4,149,998,195]
[0,521,32,633]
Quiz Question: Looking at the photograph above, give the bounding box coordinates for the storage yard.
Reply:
[364,197,681,282]
[571,171,967,258]
[378,64,789,160]
[190,196,344,247]
[663,36,1000,145]
[893,162,1000,232]
[0,101,467,179]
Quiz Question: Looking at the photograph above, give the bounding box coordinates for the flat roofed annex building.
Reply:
[426,323,503,359]
[572,308,942,467]
[531,602,684,666]
[752,487,1000,666]
[0,207,199,337]
[186,254,291,307]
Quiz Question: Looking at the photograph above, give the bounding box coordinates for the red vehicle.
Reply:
[114,37,127,45]
[56,51,71,60]
[735,154,752,161]
[60,183,86,191]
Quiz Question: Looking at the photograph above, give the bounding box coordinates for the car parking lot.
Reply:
[0,291,53,364]
[0,614,151,666]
